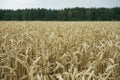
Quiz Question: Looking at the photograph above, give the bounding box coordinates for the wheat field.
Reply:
[0,21,120,80]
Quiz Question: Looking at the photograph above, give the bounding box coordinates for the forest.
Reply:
[0,7,120,21]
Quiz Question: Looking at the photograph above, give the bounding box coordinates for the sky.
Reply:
[0,0,120,10]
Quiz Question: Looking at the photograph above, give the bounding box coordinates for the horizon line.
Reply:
[0,6,120,10]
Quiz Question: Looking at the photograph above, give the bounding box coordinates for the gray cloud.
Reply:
[0,0,120,9]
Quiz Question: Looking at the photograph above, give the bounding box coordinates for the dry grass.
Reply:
[0,21,120,80]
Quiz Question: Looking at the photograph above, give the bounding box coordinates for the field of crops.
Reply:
[0,21,120,80]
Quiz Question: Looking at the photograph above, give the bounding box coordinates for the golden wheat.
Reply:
[0,21,120,80]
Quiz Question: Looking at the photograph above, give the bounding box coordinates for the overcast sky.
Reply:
[0,0,120,10]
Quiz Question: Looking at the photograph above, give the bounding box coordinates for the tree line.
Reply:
[0,7,120,21]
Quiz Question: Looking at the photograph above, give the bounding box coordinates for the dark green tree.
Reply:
[0,7,120,21]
